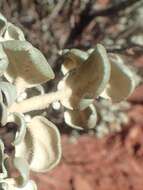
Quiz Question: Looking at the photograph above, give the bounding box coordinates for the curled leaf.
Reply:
[8,113,27,145]
[58,44,111,110]
[4,23,25,41]
[61,49,88,75]
[0,82,17,106]
[0,44,9,76]
[64,104,97,130]
[0,13,7,36]
[0,102,7,126]
[103,54,136,102]
[15,116,61,172]
[2,40,55,91]
[0,139,8,179]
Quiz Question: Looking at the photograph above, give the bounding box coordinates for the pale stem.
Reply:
[8,90,65,113]
[14,77,27,95]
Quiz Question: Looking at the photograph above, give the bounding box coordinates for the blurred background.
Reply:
[1,0,143,189]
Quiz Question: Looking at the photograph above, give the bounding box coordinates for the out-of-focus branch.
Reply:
[107,44,143,56]
[46,0,66,26]
[65,0,142,47]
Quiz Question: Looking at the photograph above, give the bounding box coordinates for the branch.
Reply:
[8,90,64,114]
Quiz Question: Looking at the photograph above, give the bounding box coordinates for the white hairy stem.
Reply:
[8,90,64,113]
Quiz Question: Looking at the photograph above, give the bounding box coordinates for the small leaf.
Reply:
[2,40,55,91]
[15,116,61,172]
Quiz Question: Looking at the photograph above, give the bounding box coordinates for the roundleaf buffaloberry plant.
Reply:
[0,13,139,189]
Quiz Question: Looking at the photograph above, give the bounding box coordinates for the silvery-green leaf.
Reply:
[0,13,7,36]
[0,139,8,179]
[61,49,88,75]
[15,116,61,172]
[0,82,17,106]
[0,44,9,75]
[80,44,111,96]
[64,104,97,130]
[2,40,55,91]
[13,157,29,187]
[0,102,7,125]
[4,23,25,41]
[58,44,111,110]
[105,53,136,102]
[8,113,27,145]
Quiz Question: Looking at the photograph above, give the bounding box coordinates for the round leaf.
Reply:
[15,116,61,172]
[2,40,55,91]
[106,54,136,102]
[58,44,111,109]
